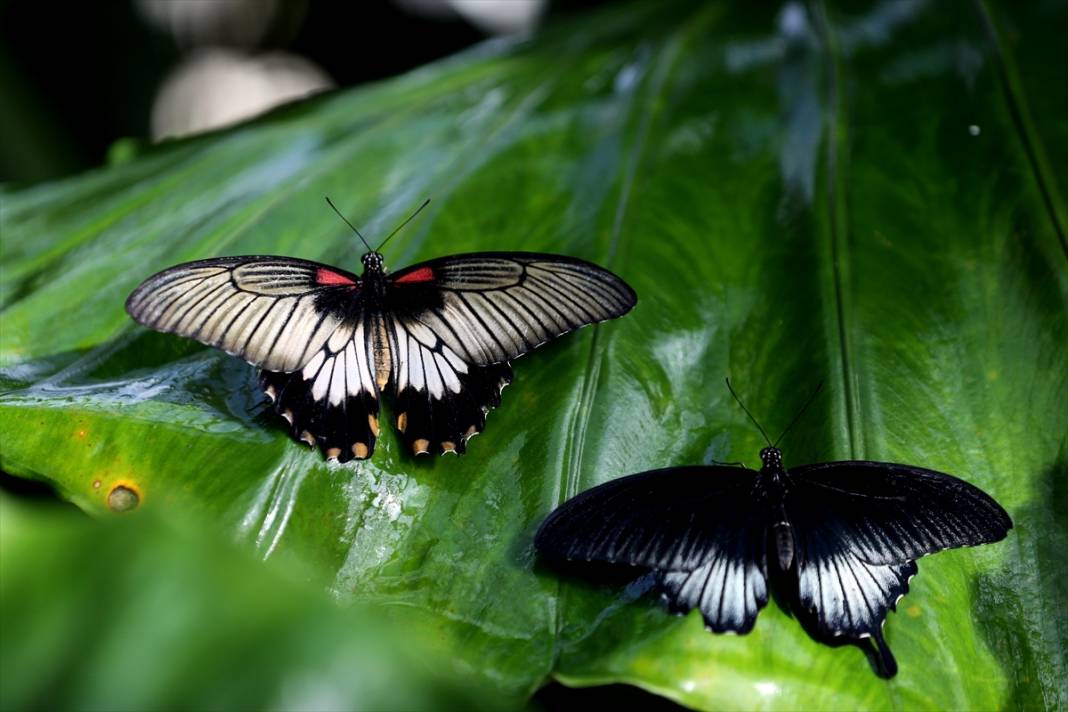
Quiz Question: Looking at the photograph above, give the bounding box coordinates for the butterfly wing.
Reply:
[386,309,512,455]
[126,256,361,372]
[789,515,917,675]
[784,461,1012,675]
[785,461,1013,565]
[384,252,635,455]
[258,312,382,462]
[127,256,382,462]
[798,536,916,676]
[536,467,770,633]
[655,525,769,634]
[388,252,636,364]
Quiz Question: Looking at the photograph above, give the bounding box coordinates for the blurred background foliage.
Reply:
[1,0,1067,710]
[0,495,500,711]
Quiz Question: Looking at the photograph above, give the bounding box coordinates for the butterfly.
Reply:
[534,381,1013,676]
[125,199,636,462]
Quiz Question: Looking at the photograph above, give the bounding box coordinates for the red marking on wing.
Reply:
[316,268,357,286]
[394,267,435,284]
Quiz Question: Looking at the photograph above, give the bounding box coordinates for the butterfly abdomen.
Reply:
[772,519,794,572]
[758,457,796,573]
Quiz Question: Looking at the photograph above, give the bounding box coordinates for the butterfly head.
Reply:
[361,251,385,274]
[759,446,784,470]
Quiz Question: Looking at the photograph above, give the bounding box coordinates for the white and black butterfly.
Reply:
[125,202,636,462]
[534,383,1012,676]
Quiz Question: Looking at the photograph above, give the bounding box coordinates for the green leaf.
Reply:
[1,1,1065,709]
[0,495,496,711]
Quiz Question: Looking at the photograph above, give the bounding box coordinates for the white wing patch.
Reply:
[393,317,469,399]
[658,532,769,634]
[301,321,377,406]
[796,531,916,638]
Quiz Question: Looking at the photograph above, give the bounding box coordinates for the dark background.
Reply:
[0,0,611,184]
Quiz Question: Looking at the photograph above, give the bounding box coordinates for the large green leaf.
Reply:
[1,0,1065,709]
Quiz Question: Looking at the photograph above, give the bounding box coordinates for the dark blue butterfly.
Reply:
[534,382,1012,676]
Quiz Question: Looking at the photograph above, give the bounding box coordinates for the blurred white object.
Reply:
[137,0,301,48]
[151,50,333,141]
[396,0,546,35]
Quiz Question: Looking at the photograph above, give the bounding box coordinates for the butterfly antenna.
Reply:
[325,196,373,253]
[773,380,824,447]
[377,198,431,253]
[725,378,772,447]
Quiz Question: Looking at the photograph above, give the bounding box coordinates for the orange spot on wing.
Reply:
[394,267,434,284]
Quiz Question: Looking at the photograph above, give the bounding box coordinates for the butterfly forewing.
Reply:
[126,256,360,373]
[784,461,1013,565]
[389,253,637,366]
[536,467,759,570]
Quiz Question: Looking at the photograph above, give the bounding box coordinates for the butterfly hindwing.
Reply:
[656,521,769,634]
[789,510,917,674]
[126,256,360,373]
[535,467,771,634]
[785,461,1013,565]
[259,312,381,462]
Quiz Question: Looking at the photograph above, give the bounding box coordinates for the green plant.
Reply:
[1,1,1065,709]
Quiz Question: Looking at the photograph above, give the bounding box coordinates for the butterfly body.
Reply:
[127,249,635,461]
[535,446,1012,676]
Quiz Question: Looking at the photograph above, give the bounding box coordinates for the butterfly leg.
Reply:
[259,368,379,462]
[708,459,749,469]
